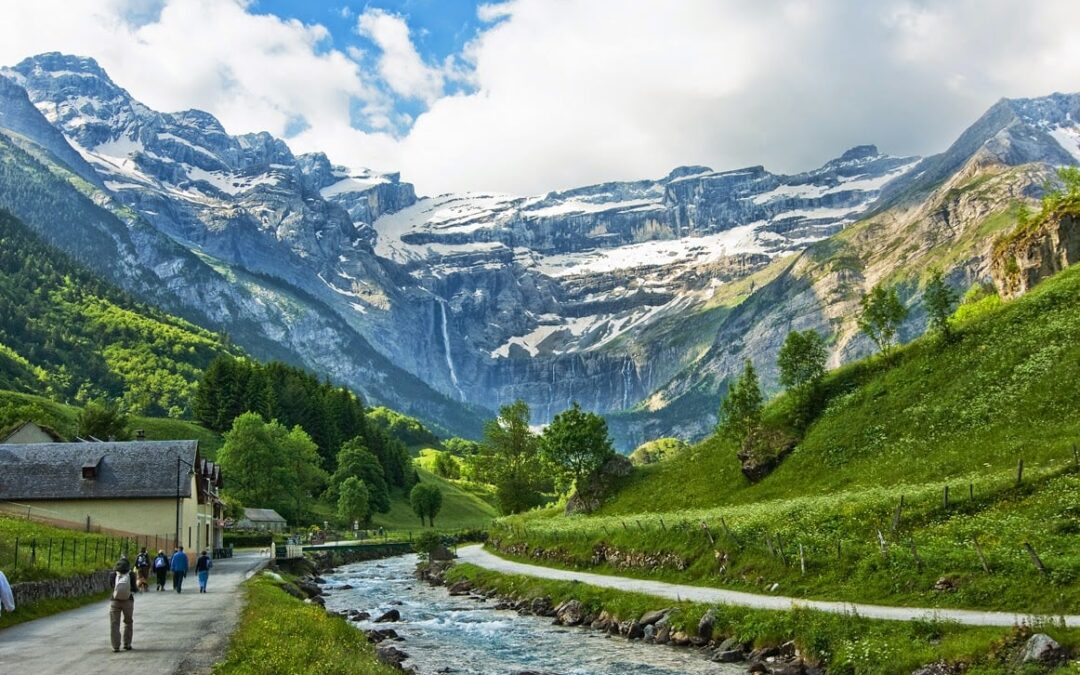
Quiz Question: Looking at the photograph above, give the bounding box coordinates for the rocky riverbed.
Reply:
[317,553,742,674]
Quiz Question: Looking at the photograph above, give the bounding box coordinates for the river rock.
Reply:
[638,608,671,626]
[932,576,957,592]
[697,608,717,639]
[374,609,401,623]
[669,630,691,646]
[620,620,645,640]
[1021,633,1064,665]
[642,624,655,642]
[554,600,585,626]
[297,580,323,598]
[654,624,671,644]
[910,662,959,675]
[366,628,400,643]
[529,597,555,617]
[375,644,410,669]
[448,580,473,596]
[590,610,614,631]
[712,649,744,663]
[348,610,371,621]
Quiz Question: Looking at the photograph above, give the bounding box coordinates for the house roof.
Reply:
[0,440,199,500]
[0,420,65,443]
[242,507,286,523]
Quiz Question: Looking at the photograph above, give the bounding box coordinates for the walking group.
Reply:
[108,546,214,652]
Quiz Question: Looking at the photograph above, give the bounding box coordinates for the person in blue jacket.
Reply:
[170,546,189,593]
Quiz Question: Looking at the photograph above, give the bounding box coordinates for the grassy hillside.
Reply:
[0,389,223,454]
[495,263,1080,615]
[0,207,240,417]
[370,467,498,531]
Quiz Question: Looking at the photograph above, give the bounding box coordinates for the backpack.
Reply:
[136,553,149,569]
[113,573,132,601]
[154,556,167,570]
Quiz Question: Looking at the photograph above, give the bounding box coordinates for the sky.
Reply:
[0,0,1079,196]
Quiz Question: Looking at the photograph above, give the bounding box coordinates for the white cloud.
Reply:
[0,0,1079,196]
[357,8,445,104]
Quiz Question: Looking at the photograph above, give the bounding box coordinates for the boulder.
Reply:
[669,630,691,646]
[1021,633,1064,665]
[554,600,585,626]
[638,608,672,626]
[373,609,401,623]
[642,624,655,642]
[654,624,671,644]
[697,608,717,640]
[910,663,957,675]
[932,577,957,593]
[529,597,555,617]
[448,580,473,596]
[375,644,410,669]
[591,610,614,631]
[713,649,745,663]
[716,637,742,652]
[620,620,645,640]
[296,580,322,598]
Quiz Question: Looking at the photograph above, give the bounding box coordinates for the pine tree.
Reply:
[717,360,763,444]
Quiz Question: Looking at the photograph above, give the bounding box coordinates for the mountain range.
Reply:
[1,52,1078,448]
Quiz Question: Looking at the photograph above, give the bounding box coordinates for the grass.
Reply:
[212,571,397,675]
[370,467,498,531]
[447,563,1080,675]
[0,515,137,583]
[494,263,1080,616]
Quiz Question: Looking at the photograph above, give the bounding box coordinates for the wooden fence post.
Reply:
[775,533,789,566]
[891,496,904,532]
[1023,542,1047,575]
[876,529,889,560]
[659,517,666,531]
[969,483,974,500]
[907,539,923,571]
[973,537,991,573]
[700,521,715,546]
[799,544,806,575]
[1073,443,1079,471]
[943,485,949,510]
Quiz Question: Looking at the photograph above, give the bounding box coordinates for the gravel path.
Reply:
[0,552,269,674]
[458,545,1079,627]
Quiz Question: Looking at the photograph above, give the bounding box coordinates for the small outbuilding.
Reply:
[235,507,287,532]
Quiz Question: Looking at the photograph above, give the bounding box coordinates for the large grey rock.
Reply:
[1021,633,1064,665]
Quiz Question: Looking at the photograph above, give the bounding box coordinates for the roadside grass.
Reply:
[212,572,397,675]
[447,563,1080,675]
[0,515,135,583]
[0,591,109,630]
[496,263,1080,615]
[369,467,497,532]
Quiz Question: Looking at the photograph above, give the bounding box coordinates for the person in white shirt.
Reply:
[0,569,15,616]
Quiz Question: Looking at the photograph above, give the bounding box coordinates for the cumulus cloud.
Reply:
[0,0,1079,195]
[357,8,445,104]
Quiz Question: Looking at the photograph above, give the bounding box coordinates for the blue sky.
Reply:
[254,0,485,129]
[2,1,1079,195]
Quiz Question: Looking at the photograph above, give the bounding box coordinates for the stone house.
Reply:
[234,507,287,532]
[0,440,224,557]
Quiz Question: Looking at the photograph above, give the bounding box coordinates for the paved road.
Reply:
[458,545,1079,628]
[0,552,269,674]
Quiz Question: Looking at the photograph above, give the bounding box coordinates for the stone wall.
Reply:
[11,570,111,607]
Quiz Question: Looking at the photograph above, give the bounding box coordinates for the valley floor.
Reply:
[458,545,1080,628]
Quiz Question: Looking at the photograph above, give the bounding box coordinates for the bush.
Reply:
[412,530,446,560]
[222,532,273,548]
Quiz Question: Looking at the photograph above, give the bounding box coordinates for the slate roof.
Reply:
[0,440,199,500]
[242,508,286,523]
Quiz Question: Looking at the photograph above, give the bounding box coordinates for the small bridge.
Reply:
[275,540,413,560]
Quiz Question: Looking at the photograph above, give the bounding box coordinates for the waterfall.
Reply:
[437,299,464,400]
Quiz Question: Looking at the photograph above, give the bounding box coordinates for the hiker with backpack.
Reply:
[108,556,138,652]
[134,547,151,592]
[170,546,189,593]
[152,550,169,591]
[195,550,213,593]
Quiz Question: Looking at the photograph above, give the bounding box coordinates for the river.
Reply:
[321,554,740,675]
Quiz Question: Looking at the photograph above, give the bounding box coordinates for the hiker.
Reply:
[152,550,169,591]
[0,569,14,617]
[109,556,138,652]
[170,546,189,593]
[134,547,151,592]
[195,550,213,593]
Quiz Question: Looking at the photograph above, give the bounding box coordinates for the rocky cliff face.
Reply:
[992,211,1080,299]
[2,52,1079,448]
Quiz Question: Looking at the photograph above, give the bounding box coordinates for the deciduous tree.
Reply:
[540,402,615,494]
